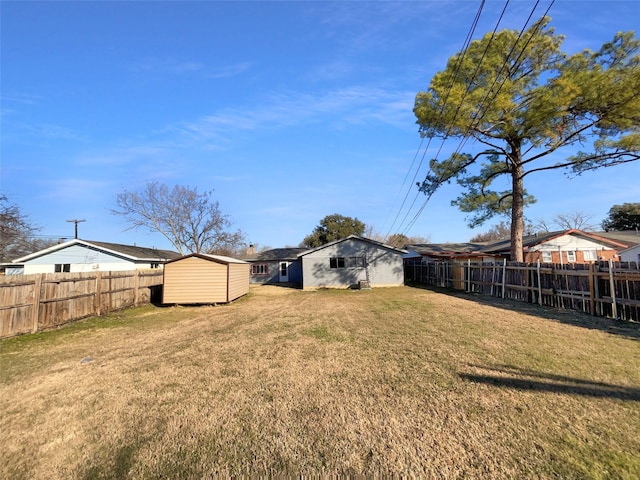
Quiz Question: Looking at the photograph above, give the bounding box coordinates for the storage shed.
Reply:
[162,254,250,304]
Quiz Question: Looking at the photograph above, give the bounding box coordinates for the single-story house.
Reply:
[245,236,407,289]
[596,230,640,247]
[162,253,250,304]
[246,247,307,285]
[9,239,180,274]
[619,243,640,264]
[486,229,630,263]
[406,229,633,265]
[298,235,406,290]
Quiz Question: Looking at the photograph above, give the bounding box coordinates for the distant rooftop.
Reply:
[247,247,309,261]
[85,240,181,260]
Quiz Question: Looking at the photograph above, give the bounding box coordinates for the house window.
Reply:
[252,264,269,275]
[541,251,552,263]
[55,264,70,273]
[329,257,346,269]
[583,250,597,261]
[566,251,577,263]
[348,256,365,268]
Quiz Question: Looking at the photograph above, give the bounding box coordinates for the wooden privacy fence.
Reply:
[0,270,164,339]
[405,260,640,322]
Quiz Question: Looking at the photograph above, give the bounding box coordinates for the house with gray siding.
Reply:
[246,247,306,285]
[10,239,180,274]
[298,236,406,290]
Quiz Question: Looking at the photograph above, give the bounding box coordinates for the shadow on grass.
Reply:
[406,283,640,341]
[460,364,640,401]
[262,282,302,289]
[80,444,137,480]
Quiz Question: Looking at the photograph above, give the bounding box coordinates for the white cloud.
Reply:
[209,175,248,183]
[4,120,87,143]
[164,85,415,146]
[1,93,42,105]
[133,57,205,74]
[132,57,250,79]
[205,62,252,79]
[39,124,88,141]
[312,1,460,53]
[38,178,111,201]
[76,145,175,167]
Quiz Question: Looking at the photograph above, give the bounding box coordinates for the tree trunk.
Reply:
[510,146,525,262]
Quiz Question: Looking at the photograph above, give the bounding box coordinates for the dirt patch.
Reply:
[249,284,302,296]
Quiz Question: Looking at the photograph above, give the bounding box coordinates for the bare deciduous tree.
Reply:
[533,211,597,233]
[553,212,597,231]
[364,226,430,248]
[391,234,431,248]
[112,181,244,255]
[0,195,54,262]
[470,220,535,243]
[469,221,512,243]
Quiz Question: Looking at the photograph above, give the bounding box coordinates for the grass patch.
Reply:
[1,304,166,350]
[1,285,639,478]
[303,325,344,342]
[0,304,197,383]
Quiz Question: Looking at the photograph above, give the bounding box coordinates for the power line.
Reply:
[397,0,556,238]
[27,234,70,239]
[401,0,517,236]
[382,0,489,240]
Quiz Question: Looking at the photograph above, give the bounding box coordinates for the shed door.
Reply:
[279,262,289,282]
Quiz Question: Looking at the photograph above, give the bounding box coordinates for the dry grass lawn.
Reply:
[1,285,639,479]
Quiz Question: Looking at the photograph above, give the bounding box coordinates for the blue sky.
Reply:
[2,0,639,252]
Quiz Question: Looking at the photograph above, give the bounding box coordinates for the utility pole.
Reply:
[66,219,86,239]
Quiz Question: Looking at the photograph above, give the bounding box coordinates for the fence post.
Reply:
[95,271,102,316]
[467,259,471,292]
[608,260,618,320]
[501,259,507,299]
[134,271,140,306]
[537,261,542,305]
[31,274,42,333]
[491,261,496,297]
[588,263,596,315]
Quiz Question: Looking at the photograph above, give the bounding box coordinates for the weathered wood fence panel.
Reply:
[0,270,164,339]
[405,260,640,322]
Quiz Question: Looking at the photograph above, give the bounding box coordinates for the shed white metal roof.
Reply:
[164,253,249,265]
